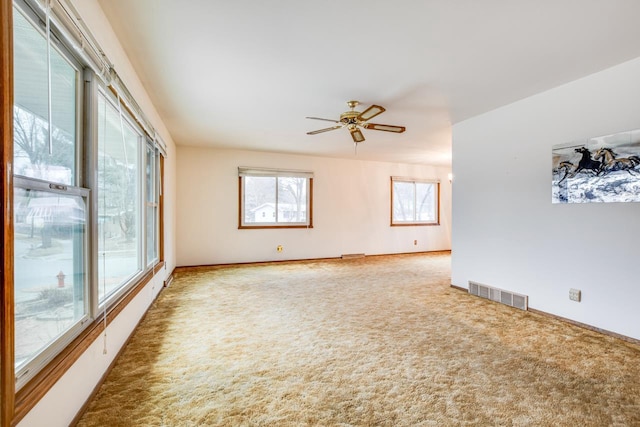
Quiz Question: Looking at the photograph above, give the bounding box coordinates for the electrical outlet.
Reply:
[414,240,417,245]
[277,245,283,252]
[569,288,581,302]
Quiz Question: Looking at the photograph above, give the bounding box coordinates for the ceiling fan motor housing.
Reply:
[340,110,360,125]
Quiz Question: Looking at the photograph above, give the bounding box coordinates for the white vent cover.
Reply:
[468,281,528,310]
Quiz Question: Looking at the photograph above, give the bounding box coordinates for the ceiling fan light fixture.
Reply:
[306,100,405,147]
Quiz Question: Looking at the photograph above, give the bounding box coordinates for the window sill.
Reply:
[390,222,440,227]
[239,225,314,229]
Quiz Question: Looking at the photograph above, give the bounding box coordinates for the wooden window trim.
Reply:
[390,178,441,227]
[1,3,168,424]
[159,155,165,263]
[238,176,314,229]
[1,3,15,425]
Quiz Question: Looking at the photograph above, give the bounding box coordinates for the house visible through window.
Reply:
[11,0,165,393]
[239,167,313,228]
[391,177,439,226]
[13,4,89,389]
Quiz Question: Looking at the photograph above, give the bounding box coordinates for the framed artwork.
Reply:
[552,129,640,203]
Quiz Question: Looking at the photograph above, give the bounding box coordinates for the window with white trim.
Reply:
[239,167,313,228]
[391,177,439,226]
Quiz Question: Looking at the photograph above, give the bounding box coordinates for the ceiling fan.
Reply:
[306,100,406,144]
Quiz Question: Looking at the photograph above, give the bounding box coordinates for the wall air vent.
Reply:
[468,281,528,310]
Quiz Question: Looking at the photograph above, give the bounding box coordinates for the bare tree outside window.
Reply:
[97,93,142,303]
[391,178,439,225]
[12,6,88,382]
[13,106,75,184]
[239,170,312,228]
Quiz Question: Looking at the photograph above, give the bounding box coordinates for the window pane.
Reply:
[277,177,307,223]
[13,9,76,185]
[393,181,415,222]
[145,144,154,203]
[153,154,160,261]
[14,187,87,369]
[244,176,276,224]
[145,144,157,266]
[146,205,156,266]
[416,182,436,221]
[98,94,142,303]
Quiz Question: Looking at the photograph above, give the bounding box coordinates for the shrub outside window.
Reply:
[239,167,313,228]
[391,177,439,226]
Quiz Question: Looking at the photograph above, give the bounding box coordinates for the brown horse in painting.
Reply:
[555,161,575,184]
[593,147,640,175]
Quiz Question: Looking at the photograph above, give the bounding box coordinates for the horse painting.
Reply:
[593,147,640,175]
[552,129,640,203]
[555,161,575,184]
[573,147,603,176]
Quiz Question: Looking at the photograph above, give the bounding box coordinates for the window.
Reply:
[146,141,160,267]
[13,8,77,185]
[13,5,89,389]
[97,91,143,304]
[239,167,313,228]
[8,0,165,404]
[391,177,439,226]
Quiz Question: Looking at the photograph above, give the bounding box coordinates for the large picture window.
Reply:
[391,177,440,226]
[239,167,313,228]
[97,91,143,304]
[13,4,89,389]
[8,0,165,408]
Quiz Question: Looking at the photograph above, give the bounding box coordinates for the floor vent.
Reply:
[341,253,365,259]
[468,281,528,310]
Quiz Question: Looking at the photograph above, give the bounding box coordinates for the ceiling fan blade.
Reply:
[307,125,343,135]
[357,105,385,122]
[364,123,406,133]
[350,128,365,143]
[306,116,340,123]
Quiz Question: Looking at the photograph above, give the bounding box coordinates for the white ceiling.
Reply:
[97,0,640,166]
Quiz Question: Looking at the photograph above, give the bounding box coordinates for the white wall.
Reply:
[452,57,640,340]
[177,147,452,266]
[18,0,177,425]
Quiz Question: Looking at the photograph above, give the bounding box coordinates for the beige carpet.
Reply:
[77,252,640,426]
